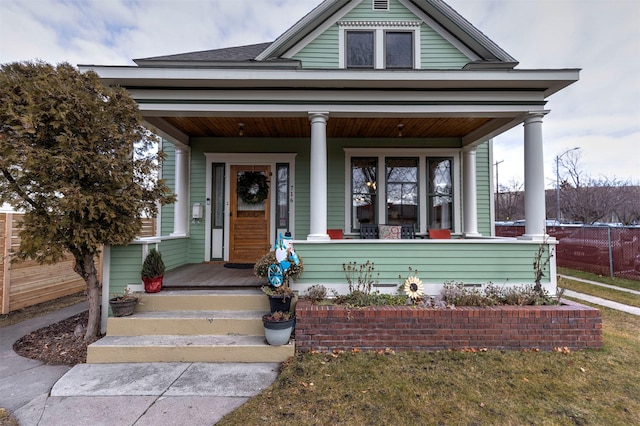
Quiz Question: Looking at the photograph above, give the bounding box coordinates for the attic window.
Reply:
[373,0,389,11]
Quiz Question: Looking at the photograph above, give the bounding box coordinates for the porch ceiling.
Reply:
[162,116,493,139]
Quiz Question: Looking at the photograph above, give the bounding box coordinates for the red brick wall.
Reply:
[295,299,602,352]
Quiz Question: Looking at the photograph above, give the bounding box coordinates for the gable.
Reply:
[289,0,472,70]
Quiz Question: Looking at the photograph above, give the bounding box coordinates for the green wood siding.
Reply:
[475,142,492,235]
[420,24,470,69]
[293,26,339,69]
[108,245,144,297]
[159,238,190,270]
[292,0,470,70]
[294,241,552,286]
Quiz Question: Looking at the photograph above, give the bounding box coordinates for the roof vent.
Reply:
[373,0,389,11]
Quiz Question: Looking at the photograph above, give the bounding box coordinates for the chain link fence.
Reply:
[495,225,640,281]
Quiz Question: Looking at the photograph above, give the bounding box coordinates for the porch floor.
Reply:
[163,263,264,288]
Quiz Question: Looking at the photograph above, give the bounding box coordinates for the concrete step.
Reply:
[135,289,270,312]
[107,310,267,336]
[87,335,294,363]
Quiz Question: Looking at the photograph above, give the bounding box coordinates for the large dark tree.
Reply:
[0,61,175,340]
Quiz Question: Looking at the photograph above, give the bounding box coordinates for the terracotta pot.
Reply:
[142,276,163,293]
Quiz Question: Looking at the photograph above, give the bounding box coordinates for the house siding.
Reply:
[420,24,470,69]
[292,0,470,70]
[475,141,492,235]
[293,241,552,287]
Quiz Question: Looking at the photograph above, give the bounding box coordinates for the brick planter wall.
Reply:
[295,299,602,352]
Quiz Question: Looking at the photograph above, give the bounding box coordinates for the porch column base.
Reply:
[463,232,481,238]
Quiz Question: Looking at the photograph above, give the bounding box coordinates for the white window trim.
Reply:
[203,152,297,262]
[344,148,461,235]
[338,21,422,69]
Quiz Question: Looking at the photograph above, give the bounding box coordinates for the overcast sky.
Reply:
[1,0,638,188]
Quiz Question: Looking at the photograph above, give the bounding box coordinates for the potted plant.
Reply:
[262,311,295,346]
[141,248,165,293]
[109,288,138,317]
[254,233,304,313]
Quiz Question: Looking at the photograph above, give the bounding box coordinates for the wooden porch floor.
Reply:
[163,263,264,288]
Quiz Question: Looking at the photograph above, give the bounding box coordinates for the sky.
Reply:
[1,0,638,188]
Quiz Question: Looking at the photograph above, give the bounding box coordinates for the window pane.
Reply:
[212,164,225,228]
[352,157,377,229]
[386,32,413,69]
[427,158,452,229]
[276,164,289,228]
[347,31,374,68]
[386,158,418,225]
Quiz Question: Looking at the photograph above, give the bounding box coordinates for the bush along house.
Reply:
[81,0,580,359]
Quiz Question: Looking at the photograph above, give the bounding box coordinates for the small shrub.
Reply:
[305,284,327,303]
[342,261,377,295]
[439,281,558,306]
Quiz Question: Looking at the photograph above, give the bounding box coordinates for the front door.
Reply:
[229,165,271,263]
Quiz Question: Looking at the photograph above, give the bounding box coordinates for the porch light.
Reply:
[366,181,376,190]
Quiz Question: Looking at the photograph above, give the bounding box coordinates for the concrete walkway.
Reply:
[559,275,640,316]
[2,276,639,424]
[0,303,280,426]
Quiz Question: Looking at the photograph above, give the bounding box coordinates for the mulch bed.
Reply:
[12,311,98,365]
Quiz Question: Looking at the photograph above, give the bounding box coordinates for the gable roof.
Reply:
[133,0,517,69]
[256,0,517,67]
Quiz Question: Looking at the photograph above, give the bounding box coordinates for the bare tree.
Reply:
[496,178,524,221]
[557,150,638,224]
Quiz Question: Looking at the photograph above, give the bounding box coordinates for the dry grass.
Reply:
[559,276,640,307]
[558,267,640,292]
[219,306,640,425]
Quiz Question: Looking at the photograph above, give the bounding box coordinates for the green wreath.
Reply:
[237,172,269,204]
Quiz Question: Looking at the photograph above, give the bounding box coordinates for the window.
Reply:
[276,163,289,228]
[385,32,413,69]
[347,150,457,234]
[427,158,453,230]
[385,158,418,225]
[212,163,225,228]
[351,157,377,230]
[347,31,374,68]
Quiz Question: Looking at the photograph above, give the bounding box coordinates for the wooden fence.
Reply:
[1,213,156,314]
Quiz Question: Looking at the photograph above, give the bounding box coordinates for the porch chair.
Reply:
[327,229,344,239]
[400,224,416,239]
[428,228,451,239]
[359,224,379,239]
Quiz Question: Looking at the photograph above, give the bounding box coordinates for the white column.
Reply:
[171,147,190,236]
[463,148,480,237]
[307,113,330,240]
[521,113,547,240]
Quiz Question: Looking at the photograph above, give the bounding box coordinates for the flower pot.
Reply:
[109,298,137,317]
[142,276,163,293]
[268,294,292,313]
[262,315,295,346]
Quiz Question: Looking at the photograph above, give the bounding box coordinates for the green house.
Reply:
[82,0,578,326]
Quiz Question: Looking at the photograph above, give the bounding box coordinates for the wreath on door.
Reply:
[237,171,269,204]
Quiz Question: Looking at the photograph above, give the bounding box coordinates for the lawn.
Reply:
[219,306,640,425]
[557,267,640,308]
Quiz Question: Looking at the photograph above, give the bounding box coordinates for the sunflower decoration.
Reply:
[403,275,424,301]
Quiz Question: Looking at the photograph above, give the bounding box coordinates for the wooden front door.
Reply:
[229,165,271,263]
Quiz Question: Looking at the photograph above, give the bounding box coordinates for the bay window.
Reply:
[348,150,457,234]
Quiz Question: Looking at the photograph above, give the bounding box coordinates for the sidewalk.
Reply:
[559,275,640,316]
[0,303,280,426]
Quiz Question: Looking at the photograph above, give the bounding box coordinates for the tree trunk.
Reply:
[73,250,102,342]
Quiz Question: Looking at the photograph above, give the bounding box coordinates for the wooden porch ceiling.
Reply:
[163,116,492,138]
